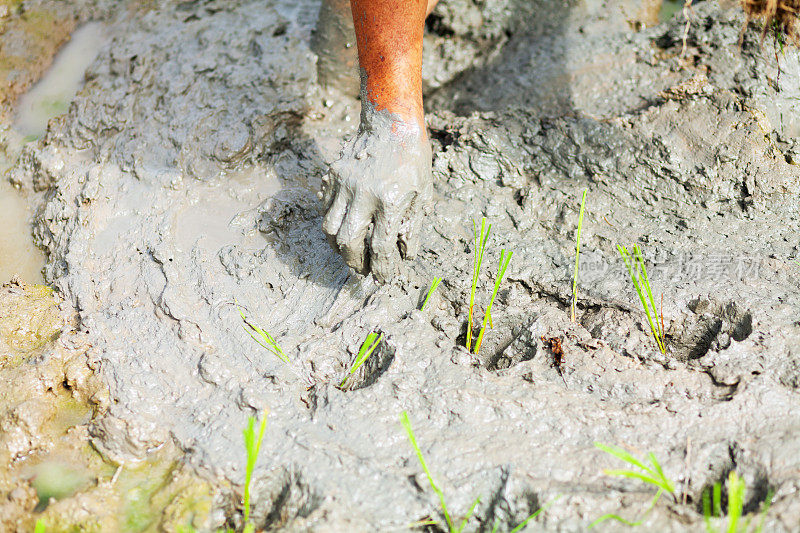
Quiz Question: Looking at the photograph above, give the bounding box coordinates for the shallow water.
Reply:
[659,0,685,22]
[13,22,107,140]
[0,177,45,284]
[0,22,107,284]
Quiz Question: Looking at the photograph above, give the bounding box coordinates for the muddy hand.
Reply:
[321,119,432,283]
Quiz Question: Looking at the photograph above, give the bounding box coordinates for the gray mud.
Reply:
[7,0,800,530]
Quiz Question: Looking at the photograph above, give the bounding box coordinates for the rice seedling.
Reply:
[467,218,492,352]
[421,277,442,311]
[590,442,676,528]
[238,307,289,364]
[571,189,588,322]
[703,471,772,533]
[339,332,382,388]
[490,495,562,533]
[242,411,268,533]
[34,519,46,533]
[400,411,480,533]
[617,244,666,354]
[473,249,513,355]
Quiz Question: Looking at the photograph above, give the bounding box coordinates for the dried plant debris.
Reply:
[741,0,800,42]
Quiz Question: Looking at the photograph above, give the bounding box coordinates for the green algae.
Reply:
[0,280,216,532]
[0,280,60,359]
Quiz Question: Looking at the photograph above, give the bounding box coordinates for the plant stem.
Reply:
[340,332,382,388]
[474,249,512,355]
[467,218,491,352]
[400,411,454,532]
[571,189,588,322]
[421,277,442,311]
[242,411,268,526]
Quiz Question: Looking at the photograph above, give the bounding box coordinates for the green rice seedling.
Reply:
[473,249,513,355]
[421,277,442,311]
[467,218,492,352]
[590,442,676,528]
[339,332,382,388]
[571,189,588,322]
[238,307,289,364]
[400,411,480,533]
[617,244,666,354]
[34,519,46,533]
[490,495,562,533]
[703,471,772,533]
[242,411,268,533]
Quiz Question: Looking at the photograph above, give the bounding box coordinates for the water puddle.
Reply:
[0,177,45,284]
[659,0,685,23]
[1,22,107,284]
[13,22,107,140]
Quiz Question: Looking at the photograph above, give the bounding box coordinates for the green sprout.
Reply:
[473,249,513,355]
[491,496,562,533]
[571,189,588,322]
[400,411,480,533]
[242,411,268,533]
[617,244,666,354]
[239,307,289,363]
[339,332,382,388]
[421,277,442,311]
[590,443,676,528]
[703,471,772,533]
[467,218,492,352]
[34,519,46,533]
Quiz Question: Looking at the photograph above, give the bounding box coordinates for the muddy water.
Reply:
[0,177,44,283]
[0,23,107,284]
[13,22,107,140]
[659,0,685,22]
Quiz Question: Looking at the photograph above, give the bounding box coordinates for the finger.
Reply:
[336,195,375,274]
[320,173,337,208]
[370,206,403,284]
[398,195,425,260]
[322,187,349,238]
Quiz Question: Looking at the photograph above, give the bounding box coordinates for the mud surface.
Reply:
[0,279,220,532]
[7,0,800,530]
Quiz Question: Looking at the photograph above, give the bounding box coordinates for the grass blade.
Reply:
[509,495,562,533]
[617,245,666,354]
[593,444,676,529]
[727,471,745,533]
[634,246,666,350]
[35,519,46,533]
[590,489,663,529]
[242,411,268,525]
[456,496,481,533]
[647,452,676,494]
[467,218,491,352]
[340,332,382,388]
[594,442,651,473]
[474,249,512,354]
[704,487,715,532]
[756,489,773,533]
[421,277,442,311]
[571,189,588,322]
[239,307,289,363]
[400,411,453,532]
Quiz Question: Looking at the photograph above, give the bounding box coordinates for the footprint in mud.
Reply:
[337,331,395,392]
[673,298,753,361]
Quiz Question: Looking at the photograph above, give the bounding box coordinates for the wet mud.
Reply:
[4,0,800,530]
[0,279,220,532]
